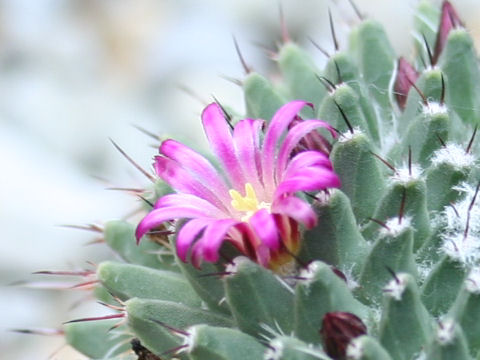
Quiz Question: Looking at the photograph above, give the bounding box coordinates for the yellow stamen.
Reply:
[229,183,259,212]
[229,183,270,221]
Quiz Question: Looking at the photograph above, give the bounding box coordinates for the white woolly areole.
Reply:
[299,261,320,284]
[442,183,480,235]
[439,183,480,267]
[442,233,480,265]
[264,338,284,360]
[436,318,457,345]
[465,267,480,294]
[431,143,475,169]
[313,189,333,206]
[346,337,364,359]
[181,326,197,354]
[439,183,480,265]
[383,273,408,301]
[299,261,359,290]
[264,338,329,360]
[225,256,242,275]
[379,216,412,238]
[390,164,422,184]
[342,265,360,291]
[422,102,447,116]
[417,261,433,283]
[338,127,363,143]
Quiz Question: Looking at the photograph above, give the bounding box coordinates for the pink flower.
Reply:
[135,101,340,269]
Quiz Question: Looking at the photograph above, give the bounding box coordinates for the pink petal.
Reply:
[135,206,210,242]
[192,219,239,264]
[160,139,231,203]
[201,103,246,189]
[230,223,270,267]
[254,244,271,267]
[262,101,311,194]
[249,209,280,251]
[283,166,338,181]
[276,119,336,180]
[154,156,229,212]
[274,169,341,198]
[233,119,265,194]
[283,151,333,180]
[190,245,204,268]
[272,196,317,229]
[279,153,334,184]
[155,194,225,218]
[176,218,213,262]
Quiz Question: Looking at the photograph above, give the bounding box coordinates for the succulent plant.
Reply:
[28,1,480,359]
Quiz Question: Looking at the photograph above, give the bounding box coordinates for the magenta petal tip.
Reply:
[433,0,463,64]
[394,57,419,110]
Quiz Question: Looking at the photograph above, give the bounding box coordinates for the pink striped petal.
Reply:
[190,244,203,268]
[254,244,271,267]
[262,101,311,194]
[160,139,231,203]
[282,166,338,182]
[202,103,245,189]
[176,218,214,262]
[155,194,225,218]
[226,224,249,252]
[193,219,239,263]
[273,196,317,229]
[232,222,260,255]
[135,206,210,242]
[232,222,272,267]
[154,156,229,212]
[233,119,265,195]
[274,169,341,198]
[276,119,336,181]
[249,209,280,251]
[283,151,333,180]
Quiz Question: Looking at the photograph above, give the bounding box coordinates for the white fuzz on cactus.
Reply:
[383,273,408,301]
[431,143,475,169]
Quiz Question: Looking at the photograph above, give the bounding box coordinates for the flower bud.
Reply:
[394,57,418,110]
[321,312,367,360]
[289,116,333,156]
[433,1,463,64]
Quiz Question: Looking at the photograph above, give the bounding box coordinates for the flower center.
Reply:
[229,183,270,221]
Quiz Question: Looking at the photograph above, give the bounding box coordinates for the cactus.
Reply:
[29,1,480,359]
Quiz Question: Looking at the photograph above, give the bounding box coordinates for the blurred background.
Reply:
[1,0,479,359]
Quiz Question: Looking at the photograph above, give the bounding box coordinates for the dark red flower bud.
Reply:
[394,57,419,110]
[433,1,463,64]
[289,116,333,156]
[321,312,367,360]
